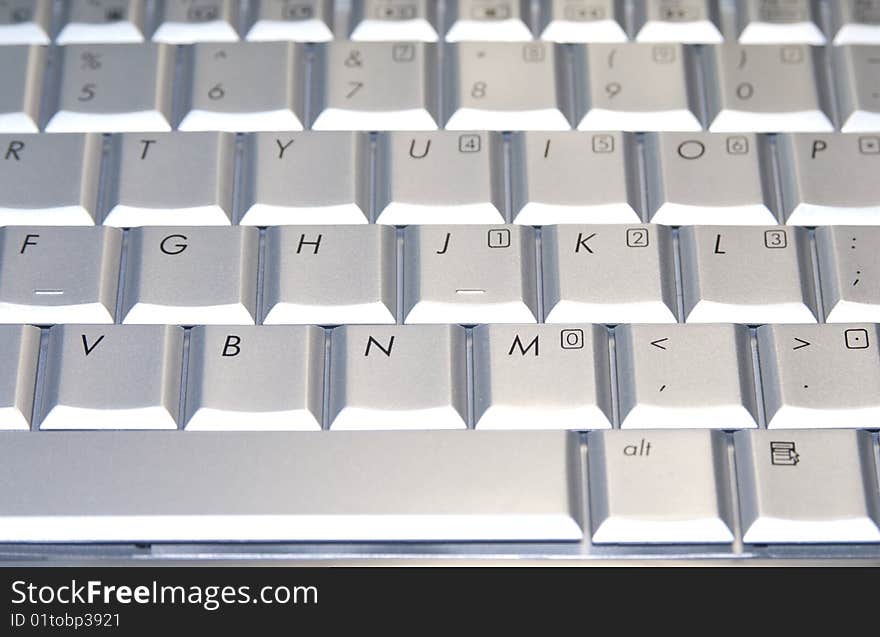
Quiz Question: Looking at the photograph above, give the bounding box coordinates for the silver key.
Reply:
[153,0,240,42]
[38,324,184,430]
[184,325,324,430]
[644,132,777,225]
[0,430,583,541]
[56,0,147,44]
[831,0,880,45]
[178,42,307,131]
[312,41,440,130]
[0,0,51,44]
[0,45,45,132]
[45,43,175,133]
[757,323,880,429]
[0,227,122,324]
[403,225,539,324]
[375,131,505,224]
[589,430,735,544]
[104,132,235,226]
[350,0,440,41]
[574,43,703,131]
[0,133,102,226]
[245,0,334,42]
[121,227,259,325]
[0,325,40,430]
[537,0,627,43]
[735,429,880,543]
[262,226,397,325]
[446,0,533,41]
[816,226,880,322]
[446,42,571,130]
[778,133,880,225]
[616,324,760,429]
[328,325,469,430]
[735,0,825,44]
[833,46,880,132]
[705,44,834,133]
[679,226,819,324]
[473,324,613,429]
[511,132,641,225]
[240,131,371,225]
[542,224,678,324]
[632,0,723,43]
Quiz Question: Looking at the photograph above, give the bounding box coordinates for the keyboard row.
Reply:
[3,42,879,133]
[3,132,880,227]
[3,322,880,431]
[2,0,879,46]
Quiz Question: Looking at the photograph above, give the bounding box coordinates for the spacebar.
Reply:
[0,431,584,543]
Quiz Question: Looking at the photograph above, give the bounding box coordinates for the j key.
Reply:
[121,227,259,325]
[679,226,818,324]
[589,430,735,544]
[0,0,51,44]
[537,0,627,43]
[178,42,307,131]
[446,42,571,130]
[542,225,678,324]
[153,0,240,43]
[0,325,39,430]
[0,227,122,324]
[45,43,175,133]
[328,325,468,430]
[0,133,102,225]
[735,430,880,543]
[833,46,880,132]
[375,131,505,224]
[816,226,880,323]
[350,0,440,41]
[757,324,880,429]
[735,0,825,44]
[184,325,324,430]
[778,133,880,225]
[38,324,183,430]
[446,0,533,41]
[240,132,371,225]
[511,132,639,225]
[644,132,777,225]
[312,42,440,130]
[574,43,702,131]
[245,0,334,41]
[104,132,235,226]
[262,226,397,325]
[616,324,759,429]
[473,324,613,430]
[831,0,880,45]
[403,225,538,324]
[56,0,147,44]
[0,46,43,133]
[632,0,723,43]
[705,44,834,132]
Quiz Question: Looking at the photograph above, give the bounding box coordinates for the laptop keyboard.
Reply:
[1,0,880,562]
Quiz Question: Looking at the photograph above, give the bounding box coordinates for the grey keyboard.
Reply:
[1,0,880,565]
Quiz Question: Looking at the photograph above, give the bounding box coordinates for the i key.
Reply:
[312,42,440,130]
[446,0,533,41]
[679,226,819,324]
[350,0,440,41]
[121,227,259,325]
[734,0,825,44]
[0,46,45,132]
[0,0,51,44]
[0,227,122,324]
[632,0,723,43]
[816,226,880,323]
[831,0,880,45]
[44,43,175,133]
[153,0,240,42]
[328,325,468,430]
[833,46,880,132]
[38,325,183,430]
[757,323,880,429]
[0,325,39,430]
[537,0,628,43]
[178,42,307,131]
[245,0,334,41]
[56,0,148,44]
[403,225,538,324]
